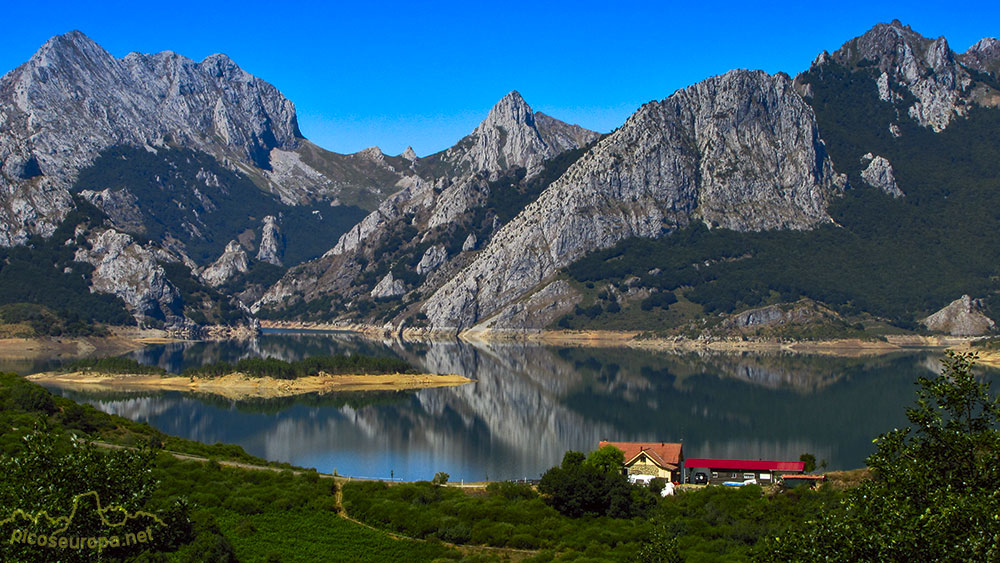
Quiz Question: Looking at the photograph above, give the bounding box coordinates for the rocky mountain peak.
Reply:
[479,90,532,129]
[960,37,1000,76]
[32,30,108,64]
[199,53,253,82]
[422,68,844,331]
[0,31,304,245]
[442,90,599,177]
[356,146,385,162]
[826,21,978,131]
[463,90,546,173]
[401,146,417,161]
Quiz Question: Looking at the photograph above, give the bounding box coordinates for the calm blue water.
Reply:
[39,330,994,481]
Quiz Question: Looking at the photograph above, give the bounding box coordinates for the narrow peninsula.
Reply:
[27,356,471,400]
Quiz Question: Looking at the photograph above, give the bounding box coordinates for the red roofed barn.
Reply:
[599,441,683,482]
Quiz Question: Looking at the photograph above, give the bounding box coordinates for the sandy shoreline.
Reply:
[27,370,473,400]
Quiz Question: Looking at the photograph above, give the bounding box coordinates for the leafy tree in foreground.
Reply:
[538,447,656,518]
[762,351,1000,562]
[0,422,190,562]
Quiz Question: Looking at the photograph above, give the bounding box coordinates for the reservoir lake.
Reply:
[37,330,997,482]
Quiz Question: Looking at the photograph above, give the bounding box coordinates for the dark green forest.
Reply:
[563,62,1000,329]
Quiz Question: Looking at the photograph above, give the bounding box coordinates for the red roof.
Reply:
[599,441,683,469]
[685,458,805,472]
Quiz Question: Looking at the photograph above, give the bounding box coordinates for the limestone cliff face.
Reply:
[73,228,192,331]
[422,69,844,331]
[0,31,304,246]
[922,295,996,336]
[824,20,1000,132]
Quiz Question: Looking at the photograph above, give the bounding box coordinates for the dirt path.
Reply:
[92,441,538,560]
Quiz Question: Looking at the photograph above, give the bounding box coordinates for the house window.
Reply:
[743,473,755,480]
[711,472,718,479]
[759,473,771,480]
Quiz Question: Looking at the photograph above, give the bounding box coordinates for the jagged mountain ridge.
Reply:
[413,90,598,180]
[0,30,299,245]
[959,37,1000,76]
[812,19,1000,132]
[5,23,1000,336]
[0,30,410,247]
[256,20,1000,334]
[420,69,845,331]
[254,92,600,320]
[547,22,1000,336]
[416,22,1000,333]
[0,31,407,331]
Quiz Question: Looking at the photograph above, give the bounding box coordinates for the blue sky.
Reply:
[2,1,998,156]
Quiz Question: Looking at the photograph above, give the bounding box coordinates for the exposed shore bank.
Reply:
[260,320,991,360]
[27,370,472,400]
[4,322,994,372]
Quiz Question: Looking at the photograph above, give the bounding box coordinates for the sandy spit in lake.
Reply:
[27,371,473,400]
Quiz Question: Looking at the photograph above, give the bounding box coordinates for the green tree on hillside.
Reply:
[0,423,191,561]
[762,351,1000,561]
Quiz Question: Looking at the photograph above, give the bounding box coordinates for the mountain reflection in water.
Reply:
[43,331,993,481]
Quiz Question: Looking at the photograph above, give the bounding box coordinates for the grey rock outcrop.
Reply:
[475,280,581,332]
[370,272,406,299]
[256,215,284,266]
[922,295,995,336]
[860,154,903,197]
[423,69,844,331]
[720,300,839,331]
[78,188,146,232]
[416,244,447,276]
[0,30,303,245]
[73,229,189,329]
[200,240,249,287]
